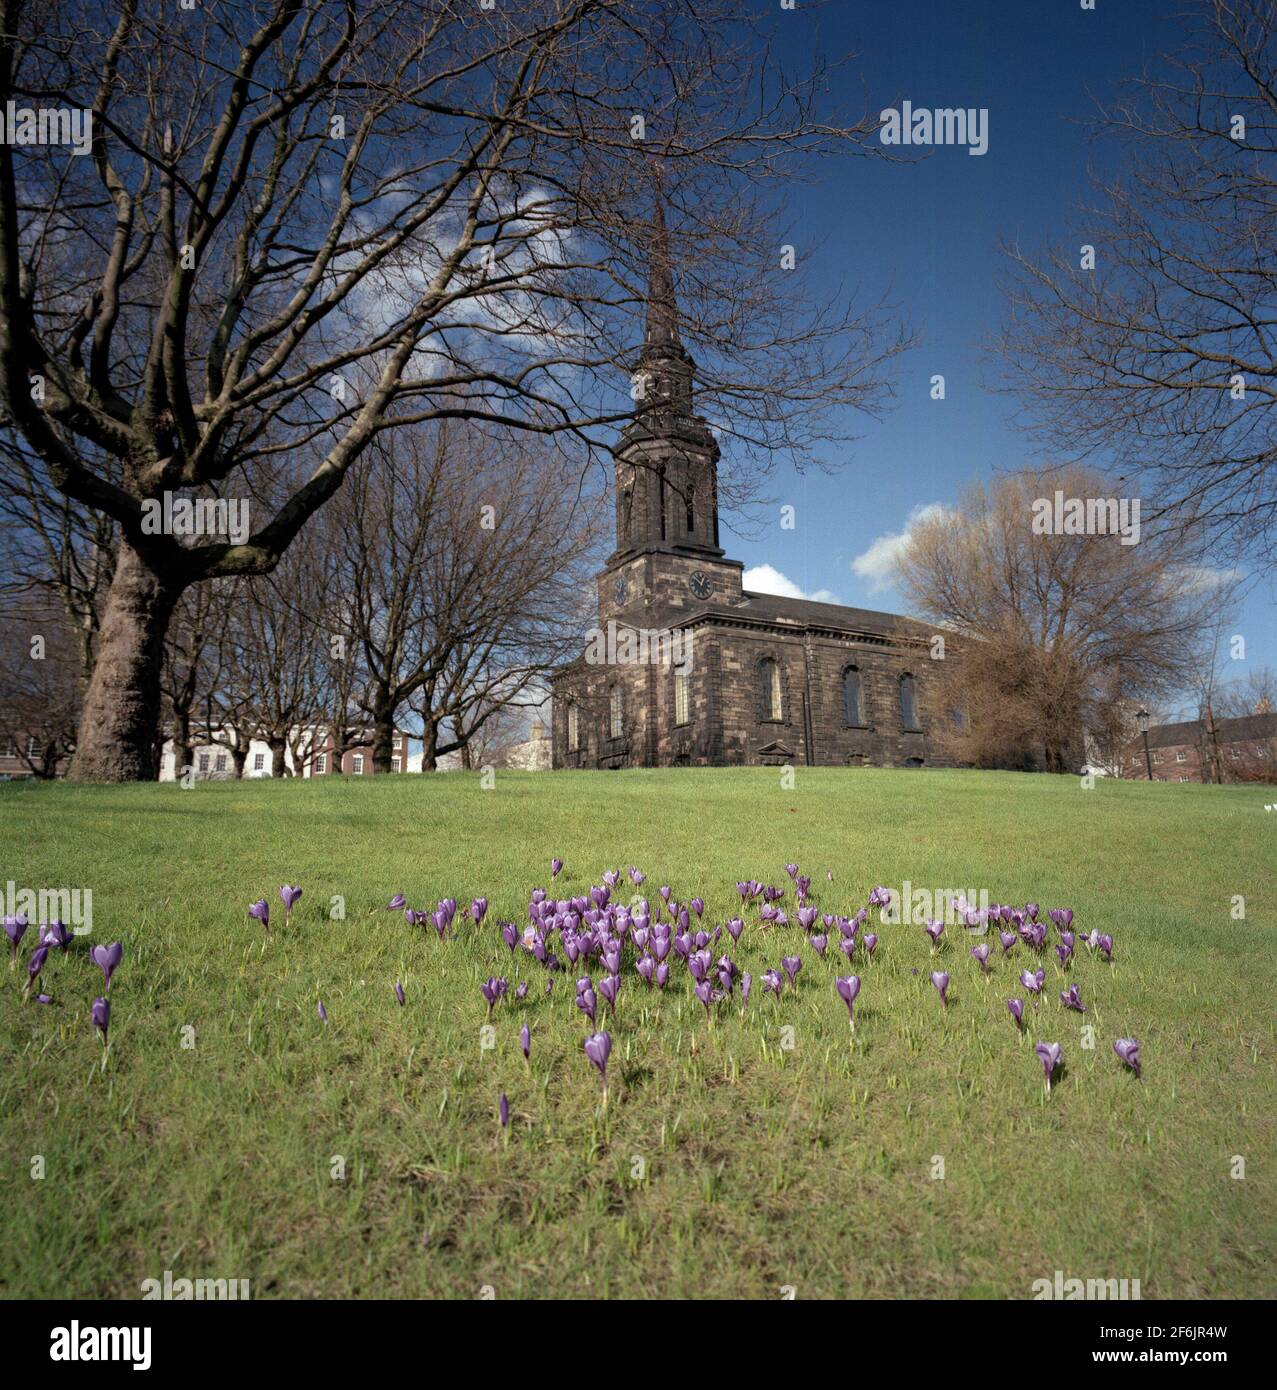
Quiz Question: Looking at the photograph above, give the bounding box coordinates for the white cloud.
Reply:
[850,503,952,592]
[1177,564,1242,596]
[742,563,839,604]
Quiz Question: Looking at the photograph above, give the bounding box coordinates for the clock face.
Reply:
[689,571,712,600]
[614,575,629,605]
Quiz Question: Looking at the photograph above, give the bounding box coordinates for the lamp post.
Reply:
[1136,707,1153,781]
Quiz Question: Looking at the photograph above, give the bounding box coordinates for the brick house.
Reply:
[550,220,956,772]
[1119,711,1277,783]
[159,726,412,779]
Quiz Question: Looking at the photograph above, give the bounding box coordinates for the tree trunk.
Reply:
[175,709,194,778]
[460,741,473,771]
[68,543,180,782]
[232,746,248,779]
[422,721,438,772]
[269,736,287,778]
[370,701,396,774]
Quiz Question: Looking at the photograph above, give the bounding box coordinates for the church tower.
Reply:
[609,199,726,566]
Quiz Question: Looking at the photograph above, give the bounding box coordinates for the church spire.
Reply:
[645,193,681,351]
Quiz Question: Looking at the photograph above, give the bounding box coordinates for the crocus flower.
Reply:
[91,995,110,1044]
[835,975,861,1029]
[1113,1037,1141,1080]
[690,897,704,919]
[781,955,802,986]
[514,981,528,1001]
[394,981,405,1006]
[654,961,670,989]
[785,863,799,880]
[1036,1041,1062,1091]
[1055,943,1073,969]
[725,917,744,945]
[970,943,991,973]
[999,930,1017,954]
[575,986,597,1023]
[635,954,655,987]
[694,979,714,1017]
[838,937,856,962]
[1060,984,1086,1013]
[90,942,123,992]
[761,969,783,998]
[4,913,29,967]
[797,906,819,932]
[501,922,519,953]
[248,899,269,932]
[280,885,302,918]
[551,858,563,878]
[387,893,406,911]
[317,1000,328,1024]
[659,886,672,902]
[930,970,949,1006]
[810,933,828,958]
[868,886,891,908]
[470,897,488,925]
[24,944,49,999]
[480,977,508,1014]
[629,867,645,886]
[740,971,752,1006]
[521,1022,531,1060]
[599,974,621,1011]
[863,933,878,958]
[924,919,944,947]
[39,920,72,950]
[498,1092,509,1129]
[1007,997,1024,1029]
[1020,967,1045,995]
[1098,934,1114,963]
[583,1031,611,1096]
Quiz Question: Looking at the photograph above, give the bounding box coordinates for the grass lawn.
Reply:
[0,767,1272,1300]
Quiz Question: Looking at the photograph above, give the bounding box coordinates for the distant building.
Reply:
[159,726,412,781]
[0,732,70,780]
[1119,711,1277,783]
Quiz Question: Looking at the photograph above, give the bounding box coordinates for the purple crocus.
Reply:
[970,943,991,974]
[4,913,29,967]
[394,981,405,1006]
[835,975,861,1029]
[1055,943,1073,969]
[470,897,488,926]
[1060,983,1086,1013]
[387,893,406,911]
[810,933,828,959]
[23,944,49,999]
[761,969,783,998]
[999,930,1017,955]
[725,917,744,945]
[1036,1040,1062,1091]
[38,920,72,950]
[693,979,714,1017]
[739,970,752,1007]
[317,1000,328,1025]
[924,919,944,948]
[1020,967,1045,995]
[501,922,519,953]
[480,976,508,1015]
[1007,997,1024,1030]
[654,961,670,989]
[863,933,878,958]
[280,885,302,919]
[551,858,563,878]
[90,942,123,993]
[930,970,949,1006]
[498,1092,509,1129]
[629,867,645,886]
[1098,934,1114,963]
[521,1022,531,1061]
[575,984,597,1023]
[247,899,270,932]
[598,974,621,1012]
[91,995,110,1044]
[583,1031,611,1097]
[781,955,802,986]
[1113,1037,1141,1080]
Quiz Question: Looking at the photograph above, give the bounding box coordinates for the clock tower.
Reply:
[603,198,743,619]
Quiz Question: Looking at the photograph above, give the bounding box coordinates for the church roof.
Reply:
[650,588,932,644]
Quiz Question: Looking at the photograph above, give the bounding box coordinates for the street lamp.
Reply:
[1136,707,1153,781]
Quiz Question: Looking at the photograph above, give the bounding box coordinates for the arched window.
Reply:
[567,701,579,752]
[758,658,782,722]
[899,673,919,731]
[685,484,695,536]
[609,684,624,740]
[658,466,667,541]
[621,486,633,538]
[842,665,862,726]
[674,672,690,726]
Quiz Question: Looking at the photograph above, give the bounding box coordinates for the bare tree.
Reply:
[894,466,1223,773]
[0,0,908,781]
[0,592,81,776]
[999,0,1277,573]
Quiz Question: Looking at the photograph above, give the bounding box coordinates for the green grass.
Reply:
[0,767,1272,1299]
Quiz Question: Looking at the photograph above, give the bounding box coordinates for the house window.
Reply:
[1175,750,1187,762]
[314,752,326,774]
[253,752,265,771]
[567,701,580,752]
[198,753,210,773]
[215,753,228,772]
[674,672,690,726]
[1179,775,1190,782]
[1229,746,1240,759]
[899,673,919,731]
[26,735,39,758]
[1258,746,1271,759]
[609,684,624,740]
[842,666,862,726]
[352,754,364,775]
[391,755,401,773]
[759,658,782,722]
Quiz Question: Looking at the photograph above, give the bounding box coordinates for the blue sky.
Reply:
[719,0,1274,705]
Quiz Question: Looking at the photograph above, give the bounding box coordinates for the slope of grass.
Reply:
[0,768,1272,1299]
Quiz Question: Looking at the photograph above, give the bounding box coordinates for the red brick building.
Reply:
[1120,711,1277,783]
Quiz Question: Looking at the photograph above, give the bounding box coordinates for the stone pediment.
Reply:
[755,738,796,764]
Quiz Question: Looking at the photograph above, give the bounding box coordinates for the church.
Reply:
[550,221,958,772]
